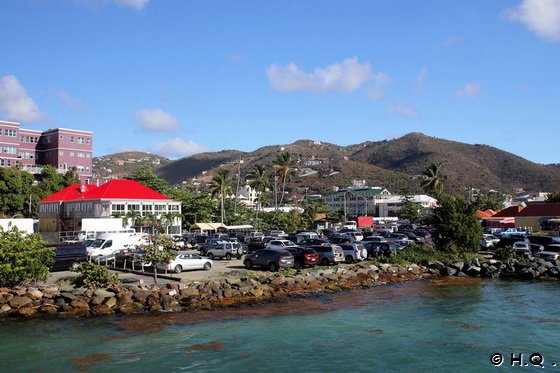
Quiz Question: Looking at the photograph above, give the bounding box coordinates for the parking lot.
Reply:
[47,257,247,286]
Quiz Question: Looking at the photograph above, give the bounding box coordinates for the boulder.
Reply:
[0,292,14,304]
[9,296,32,309]
[26,288,43,300]
[91,304,114,316]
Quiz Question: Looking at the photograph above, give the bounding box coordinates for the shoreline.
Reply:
[1,256,558,320]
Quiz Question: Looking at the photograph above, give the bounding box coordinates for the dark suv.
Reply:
[49,243,89,271]
[243,249,294,271]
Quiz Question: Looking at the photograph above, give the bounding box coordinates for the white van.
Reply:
[88,232,148,259]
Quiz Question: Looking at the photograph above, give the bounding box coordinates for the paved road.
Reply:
[47,257,247,286]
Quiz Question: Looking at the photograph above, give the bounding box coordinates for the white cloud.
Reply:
[415,67,428,92]
[386,103,418,117]
[456,82,482,99]
[366,73,392,101]
[53,90,83,110]
[133,109,181,133]
[74,0,149,11]
[0,75,46,123]
[266,57,373,94]
[442,36,465,47]
[153,138,211,159]
[505,0,560,41]
[114,0,149,11]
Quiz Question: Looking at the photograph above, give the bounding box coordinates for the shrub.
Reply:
[493,246,516,261]
[72,262,120,288]
[372,244,478,266]
[0,226,54,287]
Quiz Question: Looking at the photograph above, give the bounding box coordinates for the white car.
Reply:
[265,239,297,250]
[157,252,212,273]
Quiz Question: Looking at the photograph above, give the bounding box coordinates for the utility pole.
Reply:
[234,158,243,216]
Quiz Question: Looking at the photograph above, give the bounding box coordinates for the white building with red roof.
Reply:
[39,179,181,241]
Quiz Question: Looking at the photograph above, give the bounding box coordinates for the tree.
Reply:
[128,165,170,194]
[425,193,482,254]
[0,225,54,287]
[210,169,233,224]
[546,192,560,203]
[273,152,295,208]
[138,216,176,284]
[0,167,35,218]
[246,164,270,227]
[174,190,215,228]
[474,192,504,210]
[398,196,424,223]
[420,162,446,196]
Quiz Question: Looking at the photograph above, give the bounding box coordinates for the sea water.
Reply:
[1,278,559,372]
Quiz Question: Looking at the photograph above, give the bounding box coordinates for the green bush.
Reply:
[371,244,478,266]
[493,246,516,261]
[0,226,54,287]
[72,262,120,288]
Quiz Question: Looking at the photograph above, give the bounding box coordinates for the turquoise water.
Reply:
[2,279,560,372]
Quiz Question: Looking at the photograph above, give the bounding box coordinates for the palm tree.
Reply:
[273,152,295,208]
[246,164,270,227]
[421,162,446,195]
[211,169,233,225]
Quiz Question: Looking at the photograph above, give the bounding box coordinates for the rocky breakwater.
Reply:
[427,257,560,280]
[0,263,433,319]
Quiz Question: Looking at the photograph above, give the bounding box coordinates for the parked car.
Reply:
[309,245,345,265]
[329,234,353,245]
[363,241,402,257]
[298,238,329,247]
[243,249,294,271]
[536,245,560,262]
[206,241,245,260]
[198,238,229,255]
[49,243,89,271]
[361,235,386,243]
[157,252,212,273]
[399,231,425,245]
[285,247,319,269]
[483,234,500,246]
[265,239,297,250]
[527,235,560,248]
[338,243,368,263]
[513,241,532,257]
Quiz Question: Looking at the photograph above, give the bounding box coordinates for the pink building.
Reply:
[0,120,93,183]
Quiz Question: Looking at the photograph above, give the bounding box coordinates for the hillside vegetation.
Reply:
[93,133,560,194]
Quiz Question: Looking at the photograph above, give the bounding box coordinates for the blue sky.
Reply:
[1,0,559,164]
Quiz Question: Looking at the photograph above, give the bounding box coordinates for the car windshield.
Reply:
[89,239,105,248]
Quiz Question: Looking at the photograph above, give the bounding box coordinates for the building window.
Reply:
[60,135,64,139]
[70,136,74,143]
[70,152,75,157]
[142,205,153,214]
[155,205,166,214]
[128,204,140,212]
[77,152,85,158]
[112,204,125,215]
[3,129,16,137]
[2,146,16,154]
[59,151,64,156]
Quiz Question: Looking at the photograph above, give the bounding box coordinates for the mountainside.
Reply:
[351,133,560,193]
[93,133,560,194]
[93,152,170,179]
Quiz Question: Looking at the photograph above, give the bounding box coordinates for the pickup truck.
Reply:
[206,242,246,260]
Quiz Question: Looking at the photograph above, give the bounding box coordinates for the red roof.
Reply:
[492,205,524,218]
[516,203,560,217]
[40,180,171,202]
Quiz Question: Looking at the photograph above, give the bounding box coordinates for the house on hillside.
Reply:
[39,179,181,242]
